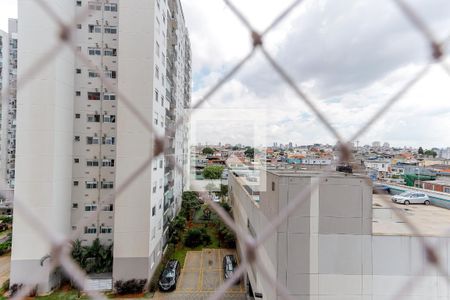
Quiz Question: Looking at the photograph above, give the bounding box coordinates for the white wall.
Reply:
[11,0,75,293]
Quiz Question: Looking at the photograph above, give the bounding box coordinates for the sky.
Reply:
[0,0,16,31]
[1,0,450,148]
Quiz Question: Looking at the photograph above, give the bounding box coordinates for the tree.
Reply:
[244,147,255,158]
[424,150,437,158]
[202,147,215,155]
[418,147,424,155]
[181,191,201,221]
[203,165,224,180]
[217,184,228,201]
[232,146,239,151]
[168,215,186,244]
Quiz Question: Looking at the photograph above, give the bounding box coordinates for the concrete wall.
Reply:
[231,171,450,299]
[113,0,163,282]
[11,0,75,293]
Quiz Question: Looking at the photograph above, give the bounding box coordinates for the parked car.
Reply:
[223,255,239,283]
[158,260,181,291]
[392,191,430,205]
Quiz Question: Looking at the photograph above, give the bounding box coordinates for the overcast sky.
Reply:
[1,0,450,148]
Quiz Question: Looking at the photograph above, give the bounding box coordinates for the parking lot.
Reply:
[373,194,450,237]
[154,249,246,299]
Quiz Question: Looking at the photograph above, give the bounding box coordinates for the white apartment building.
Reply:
[230,170,450,299]
[0,19,18,190]
[11,0,190,293]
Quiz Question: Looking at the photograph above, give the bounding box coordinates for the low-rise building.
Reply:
[229,169,450,299]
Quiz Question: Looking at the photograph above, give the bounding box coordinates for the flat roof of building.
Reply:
[373,194,450,237]
[267,169,368,179]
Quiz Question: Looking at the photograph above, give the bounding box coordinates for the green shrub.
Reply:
[0,216,12,224]
[184,228,203,248]
[0,235,12,255]
[71,239,113,274]
[184,228,211,248]
[114,279,146,295]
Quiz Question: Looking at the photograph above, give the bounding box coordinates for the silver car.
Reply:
[392,191,430,205]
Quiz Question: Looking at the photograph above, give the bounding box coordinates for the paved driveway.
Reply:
[154,249,246,299]
[0,254,10,286]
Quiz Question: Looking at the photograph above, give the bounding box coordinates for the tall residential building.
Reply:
[11,0,190,293]
[0,19,18,190]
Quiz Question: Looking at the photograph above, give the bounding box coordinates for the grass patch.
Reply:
[36,290,88,300]
[170,223,221,267]
[0,229,11,240]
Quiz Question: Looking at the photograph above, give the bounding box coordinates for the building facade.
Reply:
[11,0,190,293]
[0,19,18,190]
[230,170,450,299]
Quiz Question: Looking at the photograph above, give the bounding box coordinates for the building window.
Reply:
[155,65,159,79]
[86,160,99,167]
[74,136,80,142]
[76,1,82,6]
[86,181,97,189]
[74,158,80,163]
[102,181,114,189]
[85,204,97,211]
[73,181,79,186]
[103,115,116,123]
[155,89,159,103]
[75,113,81,119]
[102,159,115,167]
[88,92,101,100]
[100,226,112,234]
[88,70,99,78]
[76,91,81,96]
[88,24,102,33]
[84,226,97,234]
[104,26,117,34]
[88,1,101,10]
[104,93,116,100]
[87,137,100,145]
[103,204,114,211]
[76,68,81,73]
[159,160,163,168]
[105,70,117,79]
[154,113,158,125]
[152,206,156,216]
[151,227,156,240]
[103,137,116,145]
[104,3,118,11]
[156,42,160,57]
[72,203,78,209]
[272,181,275,191]
[88,47,101,56]
[104,48,117,56]
[87,114,101,122]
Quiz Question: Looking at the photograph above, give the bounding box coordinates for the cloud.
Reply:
[183,0,450,148]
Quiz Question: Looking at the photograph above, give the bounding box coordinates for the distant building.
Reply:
[422,179,450,194]
[372,141,381,148]
[0,19,18,189]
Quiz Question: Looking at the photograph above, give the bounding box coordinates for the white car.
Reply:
[392,191,430,205]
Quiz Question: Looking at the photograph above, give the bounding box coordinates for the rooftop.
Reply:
[373,194,450,237]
